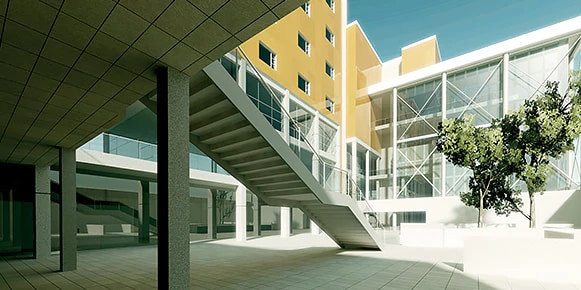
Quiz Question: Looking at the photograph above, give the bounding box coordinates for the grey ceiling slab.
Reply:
[0,62,29,84]
[119,0,172,22]
[236,12,278,42]
[27,73,60,93]
[188,0,228,15]
[183,19,230,55]
[117,47,156,75]
[3,20,46,55]
[126,76,156,95]
[0,44,37,70]
[155,0,205,40]
[61,0,116,29]
[86,32,129,63]
[212,0,268,35]
[206,37,239,60]
[134,25,178,59]
[41,38,81,67]
[75,53,111,78]
[101,5,149,45]
[64,69,98,90]
[160,42,201,71]
[90,79,123,98]
[0,0,305,166]
[8,0,57,35]
[102,65,139,88]
[0,0,7,15]
[34,57,70,81]
[51,13,96,50]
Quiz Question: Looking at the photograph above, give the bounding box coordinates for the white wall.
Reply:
[362,190,581,228]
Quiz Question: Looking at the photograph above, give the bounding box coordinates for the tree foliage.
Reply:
[436,116,521,227]
[500,77,581,227]
[438,74,581,228]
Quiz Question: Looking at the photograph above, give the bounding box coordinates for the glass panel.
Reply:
[396,137,441,198]
[445,161,470,197]
[508,40,569,112]
[81,134,104,152]
[447,60,502,126]
[319,121,337,155]
[109,136,138,159]
[397,79,442,140]
[219,57,237,79]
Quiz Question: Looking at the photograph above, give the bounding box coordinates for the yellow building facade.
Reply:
[240,0,342,124]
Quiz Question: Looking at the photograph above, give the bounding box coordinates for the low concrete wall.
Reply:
[400,224,543,248]
[464,234,581,282]
[400,223,444,247]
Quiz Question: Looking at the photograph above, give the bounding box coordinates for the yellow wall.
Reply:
[239,0,342,124]
[401,37,440,74]
[345,23,381,150]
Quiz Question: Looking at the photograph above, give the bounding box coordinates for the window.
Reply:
[301,2,310,15]
[325,0,334,11]
[298,33,310,55]
[259,43,276,70]
[298,74,310,95]
[325,26,334,46]
[325,96,334,113]
[325,62,334,79]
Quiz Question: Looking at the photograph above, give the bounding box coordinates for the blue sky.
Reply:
[348,0,580,61]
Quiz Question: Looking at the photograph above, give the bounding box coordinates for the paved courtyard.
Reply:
[1,232,579,289]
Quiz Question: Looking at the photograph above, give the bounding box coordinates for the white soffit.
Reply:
[369,16,581,96]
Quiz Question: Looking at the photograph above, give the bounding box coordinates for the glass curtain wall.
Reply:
[374,36,578,200]
[396,79,442,198]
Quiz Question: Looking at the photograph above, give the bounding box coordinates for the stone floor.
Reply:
[1,232,580,289]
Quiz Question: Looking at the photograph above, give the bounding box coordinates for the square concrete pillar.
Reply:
[35,165,51,259]
[157,67,190,289]
[235,184,246,241]
[59,148,76,271]
[253,195,261,237]
[310,221,320,235]
[139,180,150,243]
[281,207,291,238]
[207,190,217,239]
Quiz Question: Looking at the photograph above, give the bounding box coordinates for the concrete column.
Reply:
[282,90,290,144]
[237,58,247,91]
[502,53,509,116]
[138,180,150,243]
[103,134,110,153]
[280,207,291,237]
[350,141,357,198]
[441,73,447,197]
[207,190,217,239]
[235,184,246,241]
[35,165,51,259]
[392,88,398,199]
[59,148,76,271]
[156,67,190,289]
[365,150,370,200]
[310,221,320,235]
[252,195,261,237]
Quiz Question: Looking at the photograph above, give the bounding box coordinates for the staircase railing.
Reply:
[229,47,383,229]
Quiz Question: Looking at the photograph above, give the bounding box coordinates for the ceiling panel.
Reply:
[0,0,306,166]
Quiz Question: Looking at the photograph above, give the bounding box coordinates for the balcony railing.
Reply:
[81,133,229,175]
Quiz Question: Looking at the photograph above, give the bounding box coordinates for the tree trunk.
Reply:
[478,191,484,228]
[529,192,536,228]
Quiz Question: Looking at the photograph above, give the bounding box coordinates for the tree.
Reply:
[213,189,235,224]
[501,77,581,227]
[436,115,521,227]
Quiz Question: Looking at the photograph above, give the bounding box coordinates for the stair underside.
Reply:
[144,61,383,250]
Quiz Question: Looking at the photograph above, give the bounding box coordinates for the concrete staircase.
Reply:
[143,61,384,250]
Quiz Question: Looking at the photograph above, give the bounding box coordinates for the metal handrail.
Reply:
[235,47,383,229]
